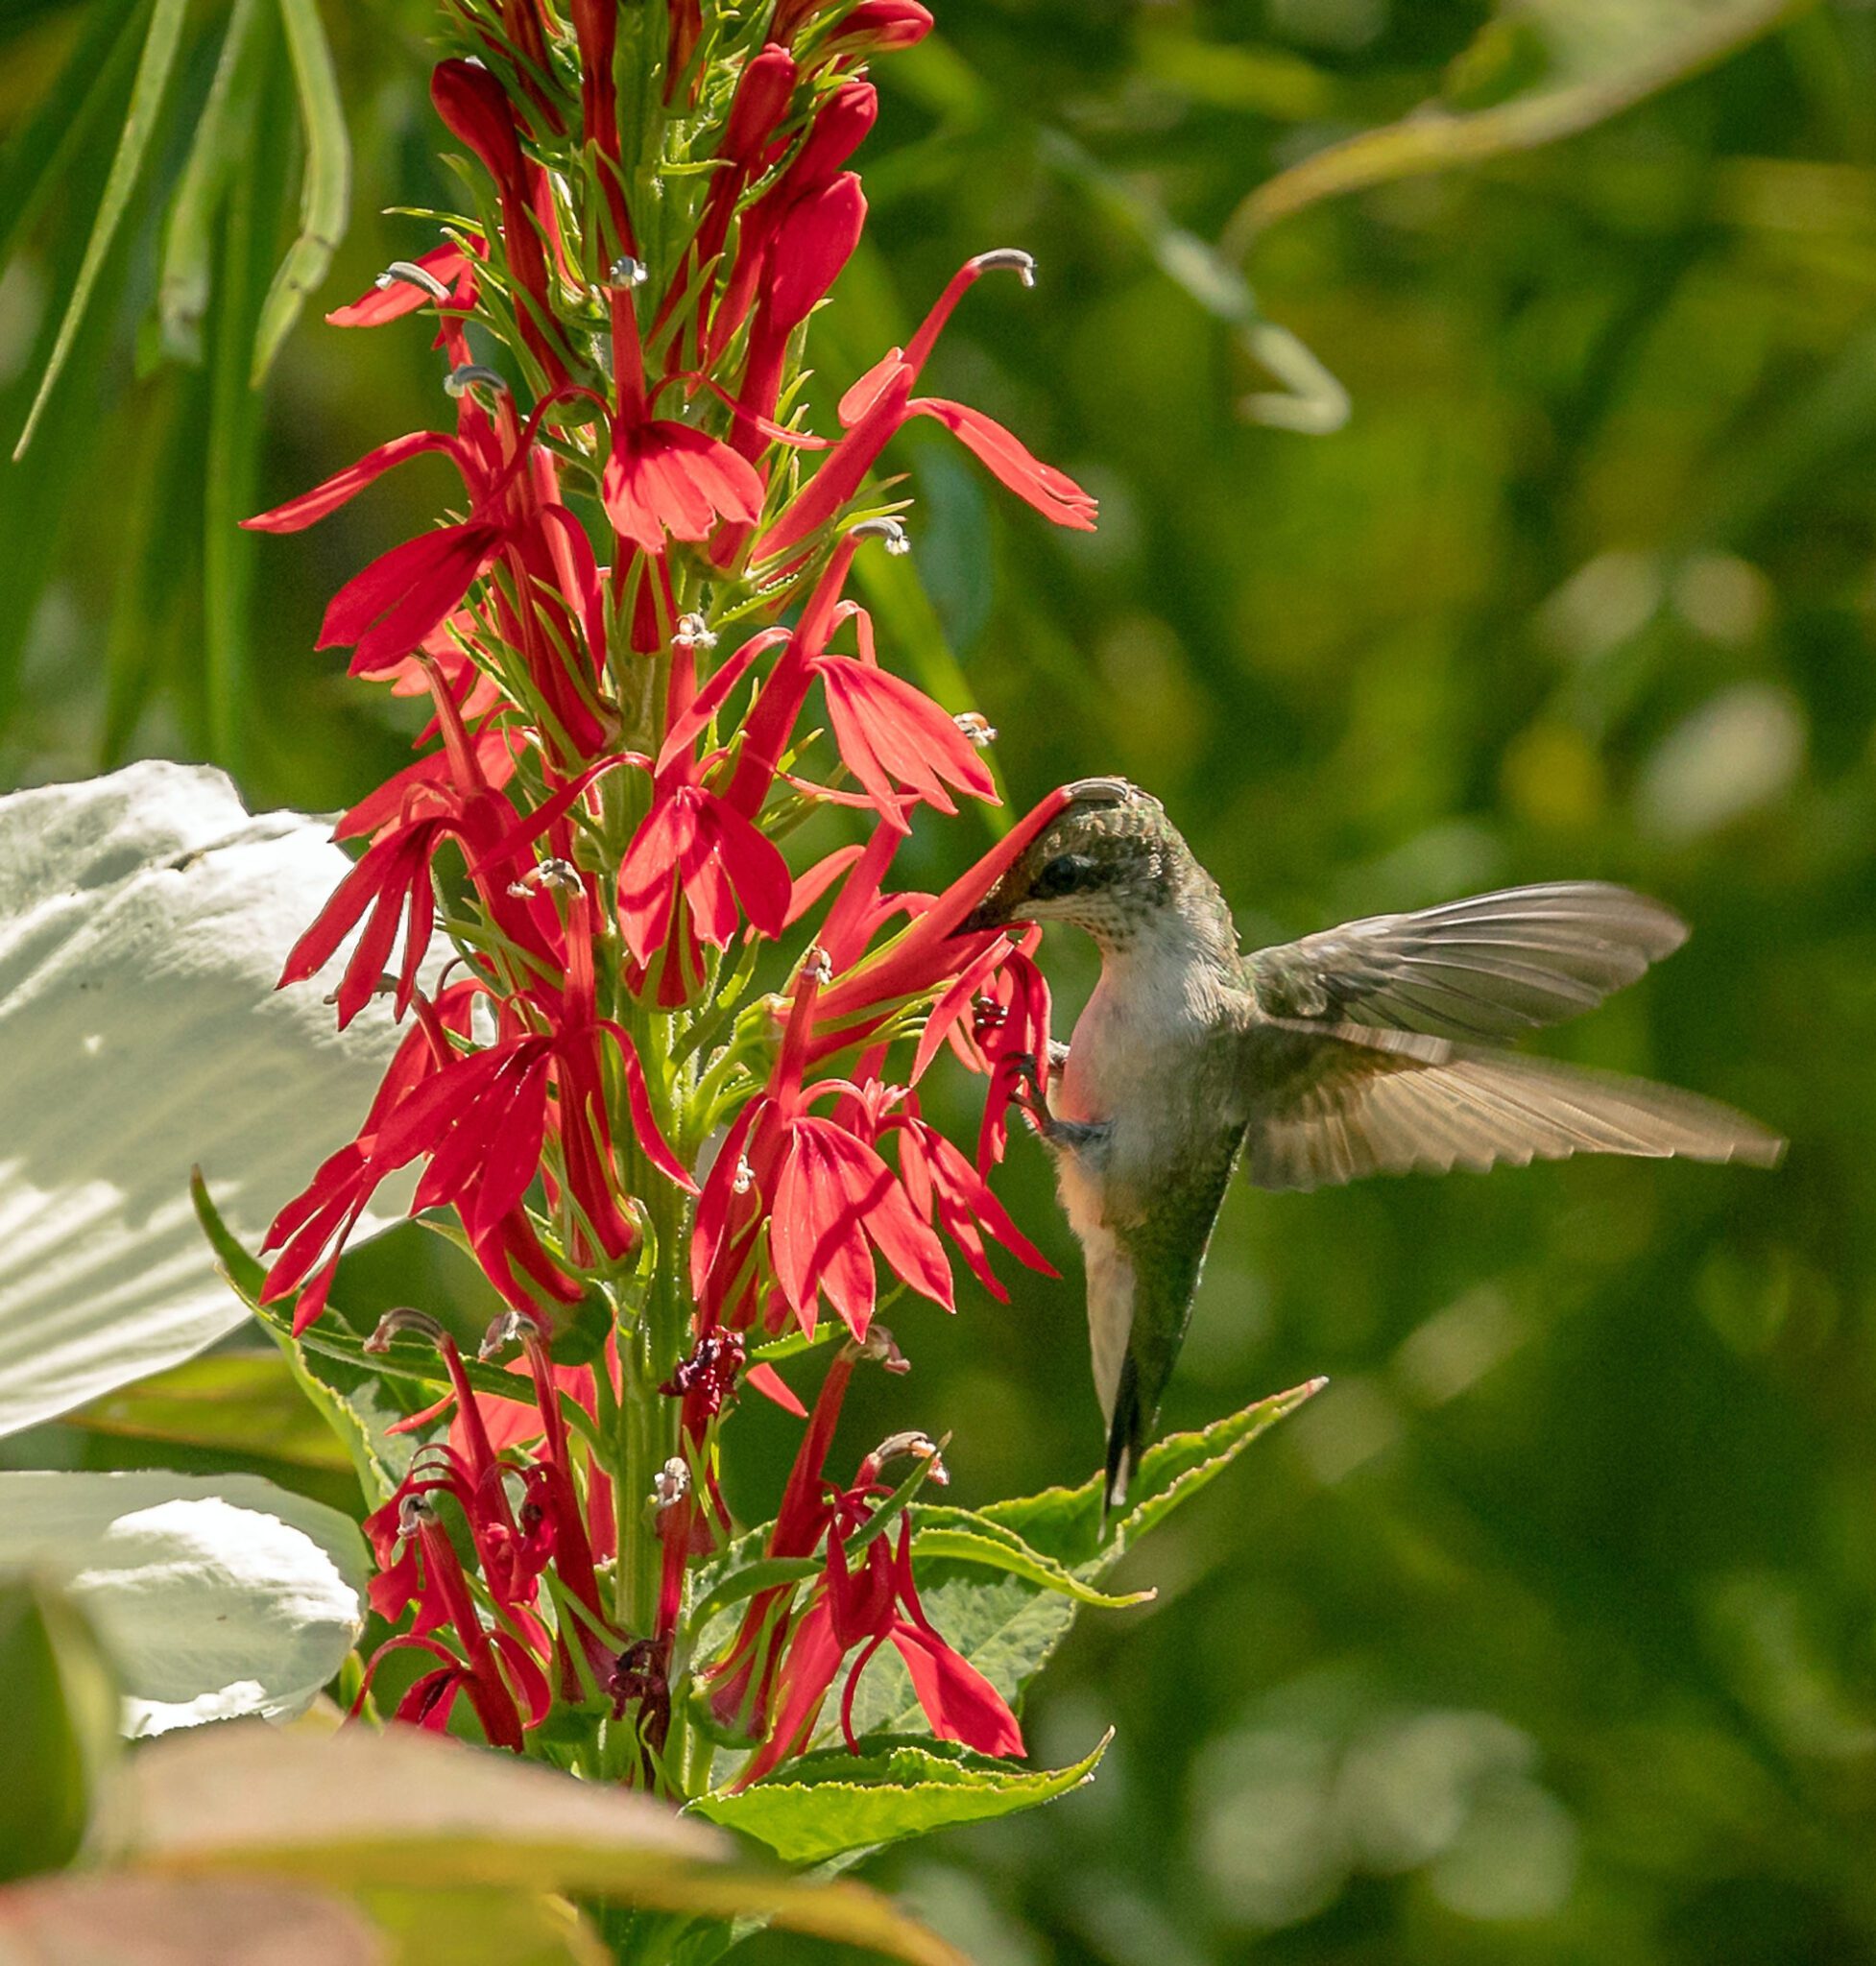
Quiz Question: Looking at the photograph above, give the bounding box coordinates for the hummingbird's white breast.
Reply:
[1049,917,1241,1423]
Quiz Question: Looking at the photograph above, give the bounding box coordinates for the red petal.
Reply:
[703,793,792,939]
[318,524,503,666]
[910,397,1097,531]
[243,431,460,533]
[744,1361,807,1417]
[890,1624,1023,1757]
[764,174,866,333]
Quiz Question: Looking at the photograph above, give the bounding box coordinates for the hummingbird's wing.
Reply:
[1244,883,1687,1040]
[1238,1019,1783,1191]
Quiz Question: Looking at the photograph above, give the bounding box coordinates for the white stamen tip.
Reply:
[732,1156,755,1195]
[609,256,649,289]
[652,1456,690,1509]
[849,516,907,553]
[673,611,718,652]
[378,259,452,303]
[445,363,509,398]
[478,1309,535,1362]
[972,248,1036,288]
[954,711,997,746]
[803,947,833,985]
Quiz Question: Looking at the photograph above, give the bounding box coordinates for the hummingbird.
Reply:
[958,778,1784,1511]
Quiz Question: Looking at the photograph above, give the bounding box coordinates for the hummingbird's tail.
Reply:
[1102,1355,1145,1522]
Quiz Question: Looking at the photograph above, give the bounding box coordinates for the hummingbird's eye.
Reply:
[1035,854,1090,898]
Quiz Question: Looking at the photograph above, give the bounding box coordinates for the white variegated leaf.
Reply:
[0,1470,367,1736]
[0,760,421,1437]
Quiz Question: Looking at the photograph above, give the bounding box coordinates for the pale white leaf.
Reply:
[0,1470,367,1737]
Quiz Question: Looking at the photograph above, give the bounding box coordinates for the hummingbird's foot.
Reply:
[1004,1051,1106,1153]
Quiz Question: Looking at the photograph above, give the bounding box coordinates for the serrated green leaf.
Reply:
[13,0,191,459]
[909,1505,1150,1609]
[253,0,350,380]
[983,1378,1327,1572]
[843,1381,1323,1742]
[692,1732,1111,1866]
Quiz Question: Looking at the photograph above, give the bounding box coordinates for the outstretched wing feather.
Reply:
[1242,1024,1783,1191]
[1246,882,1689,1039]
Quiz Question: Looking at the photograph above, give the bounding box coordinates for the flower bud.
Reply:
[822,0,934,56]
[722,45,799,165]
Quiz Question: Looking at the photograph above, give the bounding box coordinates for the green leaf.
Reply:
[909,1505,1151,1609]
[65,1352,355,1474]
[843,1381,1323,1741]
[0,1471,367,1738]
[118,1723,967,1966]
[252,0,351,380]
[192,1175,420,1506]
[0,1576,120,1883]
[692,1733,1111,1866]
[0,0,145,279]
[13,0,190,459]
[156,0,269,364]
[984,1377,1328,1571]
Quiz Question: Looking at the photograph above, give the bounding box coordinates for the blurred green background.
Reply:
[6,1,1875,1961]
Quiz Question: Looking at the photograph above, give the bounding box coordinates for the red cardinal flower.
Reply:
[734,1431,1023,1787]
[757,250,1097,562]
[602,283,763,555]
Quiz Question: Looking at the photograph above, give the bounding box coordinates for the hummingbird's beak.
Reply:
[951,881,1020,938]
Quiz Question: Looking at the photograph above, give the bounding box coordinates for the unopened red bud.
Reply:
[823,0,934,55]
[790,78,877,187]
[722,44,799,164]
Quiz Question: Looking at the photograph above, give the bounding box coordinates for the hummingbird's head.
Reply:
[956,778,1202,950]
